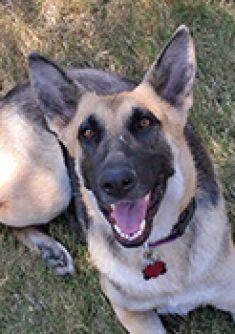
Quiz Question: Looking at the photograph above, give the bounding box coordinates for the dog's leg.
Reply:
[112,304,166,334]
[101,276,166,333]
[210,248,235,321]
[13,227,74,275]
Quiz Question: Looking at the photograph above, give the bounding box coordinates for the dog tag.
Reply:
[143,260,167,280]
[142,243,167,280]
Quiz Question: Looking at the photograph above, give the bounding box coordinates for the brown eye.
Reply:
[82,128,96,139]
[138,117,152,129]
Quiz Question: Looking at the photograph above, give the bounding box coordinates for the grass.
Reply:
[0,0,234,333]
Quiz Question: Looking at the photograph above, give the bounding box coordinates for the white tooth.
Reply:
[114,224,122,236]
[140,220,146,232]
[114,220,146,241]
[114,225,130,240]
[121,232,126,239]
[145,194,150,202]
[129,231,138,241]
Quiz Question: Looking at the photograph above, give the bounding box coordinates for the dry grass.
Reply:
[0,0,234,333]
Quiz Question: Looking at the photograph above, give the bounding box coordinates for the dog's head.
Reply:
[29,25,197,248]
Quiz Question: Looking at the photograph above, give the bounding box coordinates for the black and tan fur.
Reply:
[1,25,235,332]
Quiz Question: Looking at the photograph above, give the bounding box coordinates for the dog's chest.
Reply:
[89,231,193,310]
[100,253,214,315]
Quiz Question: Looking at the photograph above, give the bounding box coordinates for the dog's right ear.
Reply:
[28,53,85,135]
[144,25,196,118]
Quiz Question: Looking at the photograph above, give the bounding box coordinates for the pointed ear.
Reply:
[28,53,85,134]
[144,25,196,113]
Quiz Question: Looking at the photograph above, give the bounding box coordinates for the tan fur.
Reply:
[0,111,70,227]
[0,105,74,275]
[111,303,166,334]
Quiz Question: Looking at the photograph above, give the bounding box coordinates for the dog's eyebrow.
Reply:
[132,107,150,118]
[127,107,160,130]
[79,113,103,133]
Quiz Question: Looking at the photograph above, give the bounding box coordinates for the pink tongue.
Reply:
[111,198,147,235]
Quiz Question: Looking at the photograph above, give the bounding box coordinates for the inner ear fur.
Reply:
[28,53,85,134]
[144,25,196,112]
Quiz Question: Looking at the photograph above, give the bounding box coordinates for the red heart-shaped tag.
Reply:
[143,261,167,280]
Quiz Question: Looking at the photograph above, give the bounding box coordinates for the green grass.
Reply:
[0,0,234,333]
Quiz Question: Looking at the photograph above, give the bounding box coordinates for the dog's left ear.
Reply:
[28,53,85,136]
[144,25,196,115]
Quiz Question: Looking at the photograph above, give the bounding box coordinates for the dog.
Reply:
[2,24,235,332]
[0,45,134,275]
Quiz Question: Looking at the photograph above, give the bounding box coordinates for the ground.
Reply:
[0,0,234,333]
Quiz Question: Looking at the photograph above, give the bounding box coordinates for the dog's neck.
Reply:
[146,197,196,250]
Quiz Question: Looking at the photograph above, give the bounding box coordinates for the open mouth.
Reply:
[99,182,167,248]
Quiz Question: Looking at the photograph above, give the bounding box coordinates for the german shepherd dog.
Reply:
[1,25,235,332]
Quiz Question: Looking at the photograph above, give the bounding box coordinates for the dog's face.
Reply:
[29,25,196,248]
[75,92,175,247]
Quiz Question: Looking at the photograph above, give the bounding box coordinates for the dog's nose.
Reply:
[100,167,137,198]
